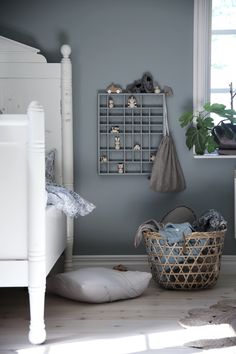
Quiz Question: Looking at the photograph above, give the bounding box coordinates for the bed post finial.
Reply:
[61,44,74,272]
[61,44,71,59]
[28,100,43,112]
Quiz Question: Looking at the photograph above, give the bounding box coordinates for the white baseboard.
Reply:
[73,255,150,272]
[73,254,236,274]
[220,255,236,274]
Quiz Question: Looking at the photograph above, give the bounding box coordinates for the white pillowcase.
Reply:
[47,267,152,303]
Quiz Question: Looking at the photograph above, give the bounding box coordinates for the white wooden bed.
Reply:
[0,36,74,344]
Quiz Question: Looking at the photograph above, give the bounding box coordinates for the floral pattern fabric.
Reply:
[46,183,95,217]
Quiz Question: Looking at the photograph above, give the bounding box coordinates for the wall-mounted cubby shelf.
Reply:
[98,92,166,175]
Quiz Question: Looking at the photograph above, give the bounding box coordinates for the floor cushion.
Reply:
[47,267,152,303]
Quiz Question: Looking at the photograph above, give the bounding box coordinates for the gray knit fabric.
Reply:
[45,149,56,184]
[193,209,227,232]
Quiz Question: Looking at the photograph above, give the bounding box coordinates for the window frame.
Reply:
[193,0,236,159]
[193,0,212,113]
[194,0,236,110]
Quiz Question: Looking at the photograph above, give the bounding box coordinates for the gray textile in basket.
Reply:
[150,134,186,192]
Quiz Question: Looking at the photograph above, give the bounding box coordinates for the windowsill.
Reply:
[194,152,236,159]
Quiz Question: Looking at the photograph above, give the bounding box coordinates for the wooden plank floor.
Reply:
[0,274,236,354]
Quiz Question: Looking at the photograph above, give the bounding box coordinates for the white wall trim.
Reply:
[73,254,236,274]
[73,255,150,272]
[193,0,212,112]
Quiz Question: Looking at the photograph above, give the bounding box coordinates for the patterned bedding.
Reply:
[46,183,95,218]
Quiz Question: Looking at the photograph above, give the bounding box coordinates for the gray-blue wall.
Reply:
[1,0,236,255]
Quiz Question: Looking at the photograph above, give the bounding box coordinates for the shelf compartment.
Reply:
[141,162,152,174]
[125,163,142,174]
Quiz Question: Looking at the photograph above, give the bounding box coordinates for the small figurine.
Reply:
[106,83,123,94]
[108,97,114,108]
[117,163,124,174]
[163,85,173,96]
[133,144,141,151]
[100,155,108,163]
[150,153,156,161]
[154,86,161,94]
[114,136,121,150]
[127,95,137,108]
[110,126,120,134]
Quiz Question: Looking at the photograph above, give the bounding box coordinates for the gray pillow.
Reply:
[45,149,56,183]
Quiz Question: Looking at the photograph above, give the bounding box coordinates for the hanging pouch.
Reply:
[150,98,186,192]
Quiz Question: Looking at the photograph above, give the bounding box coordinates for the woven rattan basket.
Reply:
[143,230,226,290]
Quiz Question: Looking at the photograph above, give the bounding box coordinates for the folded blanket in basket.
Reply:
[158,223,194,265]
[134,219,160,248]
[159,223,193,244]
[193,209,227,232]
[46,183,96,218]
[134,221,193,248]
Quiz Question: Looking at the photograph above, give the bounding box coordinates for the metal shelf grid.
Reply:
[98,92,164,175]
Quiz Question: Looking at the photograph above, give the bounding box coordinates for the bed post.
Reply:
[61,44,74,272]
[27,101,46,344]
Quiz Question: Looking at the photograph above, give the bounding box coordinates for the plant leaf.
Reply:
[186,126,207,154]
[185,127,196,149]
[224,108,236,116]
[194,131,207,155]
[204,102,226,114]
[204,103,236,121]
[206,135,219,153]
[179,112,193,127]
[202,117,215,129]
[196,116,214,130]
[180,102,236,155]
[219,109,236,122]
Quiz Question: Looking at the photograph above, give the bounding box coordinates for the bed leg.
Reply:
[28,286,46,345]
[27,101,47,344]
[64,216,74,272]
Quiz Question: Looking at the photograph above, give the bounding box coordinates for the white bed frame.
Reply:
[0,36,74,344]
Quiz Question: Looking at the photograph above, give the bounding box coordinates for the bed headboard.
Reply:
[0,36,74,270]
[0,36,73,189]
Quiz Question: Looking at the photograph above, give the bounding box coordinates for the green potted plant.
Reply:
[179,103,236,155]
